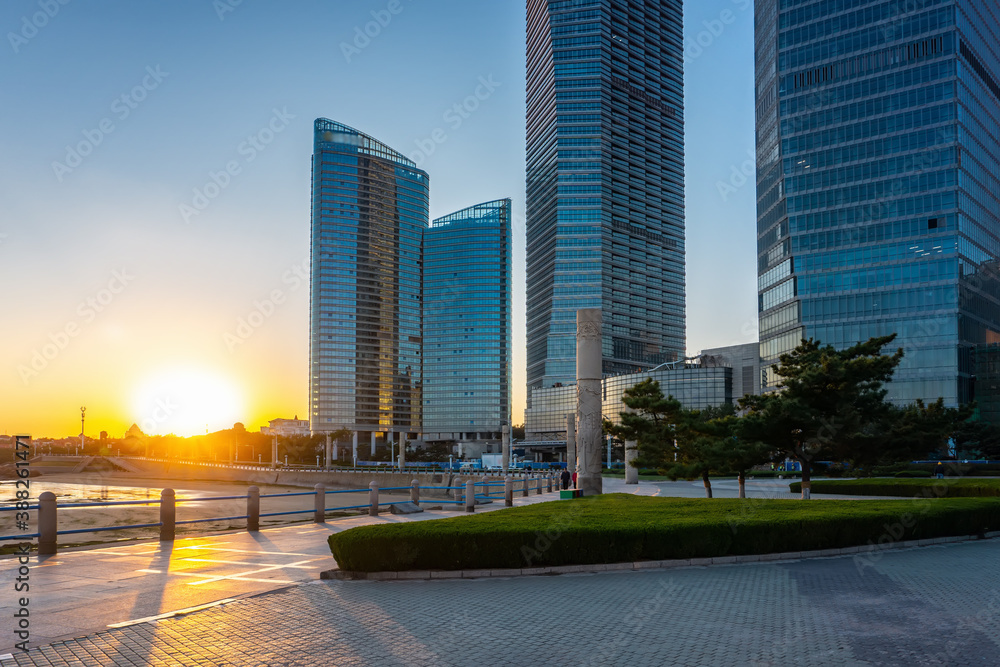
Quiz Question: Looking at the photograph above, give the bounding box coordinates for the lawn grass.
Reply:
[788,478,1000,498]
[328,493,1000,572]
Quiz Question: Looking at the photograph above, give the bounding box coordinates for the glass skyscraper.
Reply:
[423,199,513,440]
[525,0,686,402]
[309,119,428,439]
[756,0,1000,406]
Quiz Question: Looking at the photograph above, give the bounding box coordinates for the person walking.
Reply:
[560,468,571,490]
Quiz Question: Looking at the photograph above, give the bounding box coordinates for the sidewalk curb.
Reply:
[320,531,1000,581]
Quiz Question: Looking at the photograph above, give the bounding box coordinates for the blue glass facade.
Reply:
[756,0,1000,406]
[423,199,513,439]
[525,0,686,403]
[525,365,732,440]
[309,119,428,437]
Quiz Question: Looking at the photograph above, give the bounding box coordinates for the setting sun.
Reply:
[131,368,245,437]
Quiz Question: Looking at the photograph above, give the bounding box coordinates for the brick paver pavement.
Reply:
[5,539,1000,666]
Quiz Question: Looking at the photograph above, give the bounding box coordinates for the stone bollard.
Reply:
[625,440,639,485]
[522,475,529,498]
[38,491,57,555]
[455,479,463,506]
[536,475,543,495]
[547,475,553,493]
[314,483,325,523]
[369,481,379,517]
[247,486,260,531]
[505,475,513,507]
[160,488,175,541]
[465,481,475,513]
[411,479,420,506]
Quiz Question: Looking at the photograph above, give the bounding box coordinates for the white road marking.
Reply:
[187,558,318,586]
[107,598,239,628]
[180,558,318,569]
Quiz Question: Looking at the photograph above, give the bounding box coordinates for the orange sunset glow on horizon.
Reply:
[2,252,314,439]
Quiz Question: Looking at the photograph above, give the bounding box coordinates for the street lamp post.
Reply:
[80,406,86,454]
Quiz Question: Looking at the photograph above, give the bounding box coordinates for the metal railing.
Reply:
[1,474,561,554]
[91,455,561,475]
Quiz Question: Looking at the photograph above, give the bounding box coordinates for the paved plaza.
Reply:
[1,476,991,665]
[4,539,1000,666]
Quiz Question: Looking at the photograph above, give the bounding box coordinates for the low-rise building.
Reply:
[261,417,310,437]
[524,362,734,442]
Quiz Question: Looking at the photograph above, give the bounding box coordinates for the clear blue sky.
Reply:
[0,0,758,436]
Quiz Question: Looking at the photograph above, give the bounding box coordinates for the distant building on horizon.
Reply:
[309,119,428,444]
[422,199,512,443]
[699,342,761,400]
[261,417,310,437]
[754,0,1000,406]
[525,0,686,404]
[524,356,736,442]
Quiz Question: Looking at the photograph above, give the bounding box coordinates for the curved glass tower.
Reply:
[423,199,513,440]
[525,0,686,403]
[309,119,428,440]
[755,0,1000,406]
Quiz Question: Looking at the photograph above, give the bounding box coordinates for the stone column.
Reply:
[399,434,406,470]
[368,482,379,516]
[411,479,420,505]
[502,424,511,472]
[270,437,277,470]
[247,486,259,531]
[504,475,513,507]
[314,483,325,523]
[625,440,639,484]
[566,414,576,479]
[325,434,332,471]
[370,431,376,458]
[160,488,175,541]
[576,308,603,496]
[352,431,358,467]
[332,442,338,465]
[38,491,57,555]
[465,481,475,512]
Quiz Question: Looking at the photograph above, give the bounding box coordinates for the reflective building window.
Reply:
[423,199,512,440]
[309,119,428,438]
[755,0,1000,406]
[526,0,686,405]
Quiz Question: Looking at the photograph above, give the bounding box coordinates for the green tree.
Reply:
[604,378,684,465]
[604,379,719,496]
[662,405,731,499]
[739,335,904,498]
[411,440,454,463]
[697,412,774,498]
[875,399,967,468]
[951,415,1000,459]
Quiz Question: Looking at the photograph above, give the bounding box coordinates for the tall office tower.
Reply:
[423,199,513,441]
[525,0,686,401]
[309,119,428,442]
[755,1,1000,405]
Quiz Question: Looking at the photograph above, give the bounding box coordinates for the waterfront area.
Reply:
[0,476,372,548]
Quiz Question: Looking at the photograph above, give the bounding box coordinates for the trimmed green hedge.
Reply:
[788,478,1000,498]
[895,471,933,478]
[327,494,1000,572]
